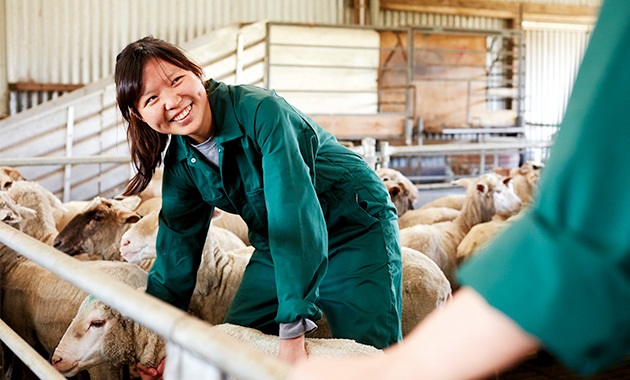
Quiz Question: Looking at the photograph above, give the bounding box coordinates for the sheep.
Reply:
[454,161,544,263]
[116,207,451,338]
[0,184,149,379]
[4,180,67,245]
[493,160,544,206]
[397,206,461,229]
[52,295,382,378]
[417,193,465,211]
[211,208,250,246]
[54,195,141,235]
[0,165,26,190]
[376,167,419,216]
[456,210,527,264]
[399,173,522,288]
[133,196,162,216]
[53,197,142,261]
[119,207,248,264]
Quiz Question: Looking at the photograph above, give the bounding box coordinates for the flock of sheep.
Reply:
[0,160,543,379]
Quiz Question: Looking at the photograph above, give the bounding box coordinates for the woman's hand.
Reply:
[136,358,165,380]
[278,334,308,364]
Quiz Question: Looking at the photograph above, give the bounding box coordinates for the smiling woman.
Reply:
[114,36,405,379]
[134,59,212,144]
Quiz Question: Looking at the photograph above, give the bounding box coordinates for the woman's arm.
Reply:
[289,288,540,380]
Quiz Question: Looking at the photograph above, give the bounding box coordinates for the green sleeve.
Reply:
[146,163,213,311]
[253,96,327,324]
[459,0,630,374]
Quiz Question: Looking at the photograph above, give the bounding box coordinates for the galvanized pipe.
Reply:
[0,222,289,380]
[0,319,66,380]
[0,155,130,166]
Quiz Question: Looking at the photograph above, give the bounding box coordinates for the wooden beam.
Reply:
[381,0,599,24]
[309,114,406,139]
[381,0,520,19]
[8,82,84,92]
[522,3,599,24]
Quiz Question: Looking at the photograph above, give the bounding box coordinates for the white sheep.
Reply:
[119,207,248,264]
[0,165,26,190]
[52,294,382,378]
[211,208,251,246]
[399,173,522,287]
[6,180,67,245]
[456,210,526,264]
[397,206,461,229]
[493,160,544,206]
[376,167,419,216]
[116,209,451,338]
[134,196,162,217]
[0,185,149,379]
[417,193,465,211]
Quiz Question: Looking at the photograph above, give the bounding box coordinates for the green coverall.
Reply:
[146,79,403,348]
[459,0,630,374]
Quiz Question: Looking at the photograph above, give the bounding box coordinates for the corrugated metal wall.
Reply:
[3,0,596,127]
[524,27,591,126]
[3,0,350,113]
[380,10,508,30]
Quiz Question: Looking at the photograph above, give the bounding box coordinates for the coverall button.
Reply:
[191,158,197,164]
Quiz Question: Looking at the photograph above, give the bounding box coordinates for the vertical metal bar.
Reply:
[405,28,414,145]
[516,31,524,127]
[370,0,380,26]
[64,105,75,203]
[0,0,8,117]
[361,137,377,169]
[265,22,271,89]
[466,80,472,125]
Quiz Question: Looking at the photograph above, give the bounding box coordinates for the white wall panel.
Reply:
[4,0,348,87]
[524,27,590,126]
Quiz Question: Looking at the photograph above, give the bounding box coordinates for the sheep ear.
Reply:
[492,167,510,176]
[121,212,141,224]
[476,183,488,194]
[452,178,471,189]
[4,167,26,181]
[119,195,142,211]
[389,184,402,198]
[212,208,224,221]
[502,177,513,186]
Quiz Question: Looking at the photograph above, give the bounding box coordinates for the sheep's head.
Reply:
[0,191,37,229]
[0,166,25,190]
[51,296,134,376]
[464,173,522,221]
[376,168,418,216]
[120,208,159,263]
[54,197,141,259]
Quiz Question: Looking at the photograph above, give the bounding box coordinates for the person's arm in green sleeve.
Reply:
[254,96,328,324]
[146,166,213,311]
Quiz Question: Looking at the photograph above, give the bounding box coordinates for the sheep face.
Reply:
[376,168,418,216]
[53,198,141,258]
[491,177,522,216]
[120,209,159,263]
[52,297,131,376]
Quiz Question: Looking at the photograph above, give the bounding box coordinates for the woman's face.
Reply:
[135,58,212,144]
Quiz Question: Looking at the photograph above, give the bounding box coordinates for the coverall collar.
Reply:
[205,79,244,146]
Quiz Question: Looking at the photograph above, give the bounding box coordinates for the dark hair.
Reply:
[115,36,204,195]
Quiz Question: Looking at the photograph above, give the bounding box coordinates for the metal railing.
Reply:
[0,222,289,380]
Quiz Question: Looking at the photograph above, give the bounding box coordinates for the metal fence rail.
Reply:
[0,222,289,380]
